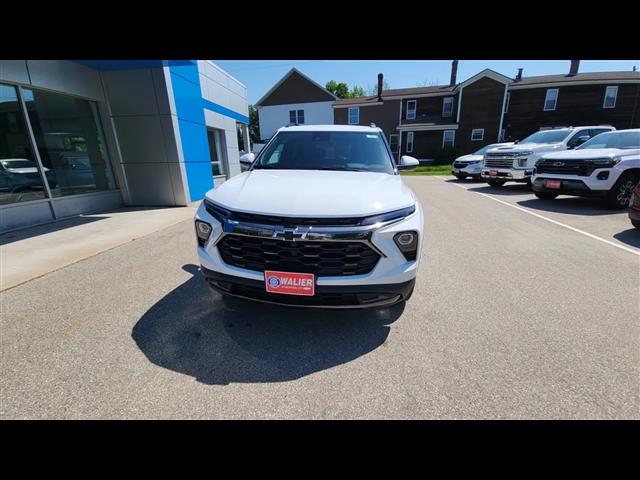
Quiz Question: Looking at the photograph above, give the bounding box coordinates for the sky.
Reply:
[213,60,640,105]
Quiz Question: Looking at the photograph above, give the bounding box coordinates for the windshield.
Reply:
[1,159,36,169]
[473,144,499,155]
[520,130,571,144]
[577,131,640,150]
[253,131,395,174]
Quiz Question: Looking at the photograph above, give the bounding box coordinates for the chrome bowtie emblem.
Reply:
[272,226,310,241]
[553,162,565,167]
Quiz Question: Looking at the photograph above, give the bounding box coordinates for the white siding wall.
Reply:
[258,101,334,141]
[197,61,249,178]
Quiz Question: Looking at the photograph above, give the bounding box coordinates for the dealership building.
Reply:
[0,60,250,232]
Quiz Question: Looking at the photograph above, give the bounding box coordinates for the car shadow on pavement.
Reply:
[613,228,640,248]
[131,264,404,385]
[517,197,623,216]
[465,184,532,196]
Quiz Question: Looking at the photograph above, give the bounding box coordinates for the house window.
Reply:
[288,109,304,124]
[603,86,618,109]
[442,97,454,117]
[406,132,414,153]
[406,100,417,120]
[442,130,455,148]
[471,129,484,141]
[504,91,510,113]
[544,88,559,111]
[348,107,359,125]
[389,134,399,156]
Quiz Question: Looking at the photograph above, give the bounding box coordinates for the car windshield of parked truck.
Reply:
[577,131,640,150]
[253,131,395,174]
[520,130,571,144]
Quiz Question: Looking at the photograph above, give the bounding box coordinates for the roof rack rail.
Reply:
[369,122,377,128]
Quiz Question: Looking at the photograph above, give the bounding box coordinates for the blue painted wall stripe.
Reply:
[203,99,249,124]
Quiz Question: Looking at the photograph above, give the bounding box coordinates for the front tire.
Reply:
[534,192,558,200]
[486,179,505,187]
[632,219,640,230]
[603,172,639,209]
[454,174,467,181]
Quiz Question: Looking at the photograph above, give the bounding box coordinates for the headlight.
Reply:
[467,160,481,165]
[394,231,419,261]
[513,151,533,157]
[195,220,212,247]
[591,158,620,168]
[360,205,415,226]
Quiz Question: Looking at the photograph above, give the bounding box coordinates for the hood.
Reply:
[488,143,565,154]
[540,148,640,160]
[205,170,416,217]
[455,154,482,162]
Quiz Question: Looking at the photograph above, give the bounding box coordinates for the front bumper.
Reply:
[531,177,608,197]
[202,267,414,308]
[195,201,423,287]
[481,168,533,181]
[452,163,482,176]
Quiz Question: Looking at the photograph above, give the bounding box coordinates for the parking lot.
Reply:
[1,176,638,419]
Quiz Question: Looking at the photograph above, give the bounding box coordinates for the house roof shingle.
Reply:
[332,70,640,106]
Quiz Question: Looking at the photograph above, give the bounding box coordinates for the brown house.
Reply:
[333,61,640,160]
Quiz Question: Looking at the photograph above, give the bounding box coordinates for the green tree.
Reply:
[325,80,350,99]
[349,85,366,98]
[248,105,260,143]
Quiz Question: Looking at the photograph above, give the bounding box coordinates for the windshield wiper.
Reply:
[317,167,368,172]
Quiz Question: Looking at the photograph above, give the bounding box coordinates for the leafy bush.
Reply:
[431,147,462,165]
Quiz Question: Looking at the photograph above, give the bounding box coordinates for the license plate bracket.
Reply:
[546,180,561,189]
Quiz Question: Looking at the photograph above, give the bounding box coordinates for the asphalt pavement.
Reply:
[1,176,638,419]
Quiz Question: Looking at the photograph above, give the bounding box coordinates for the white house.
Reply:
[255,68,336,141]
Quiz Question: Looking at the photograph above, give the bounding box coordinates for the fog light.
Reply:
[394,231,419,261]
[597,171,610,180]
[195,220,212,247]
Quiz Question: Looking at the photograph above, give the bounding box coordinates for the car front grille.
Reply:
[484,154,515,168]
[536,160,594,176]
[217,234,381,276]
[452,161,470,168]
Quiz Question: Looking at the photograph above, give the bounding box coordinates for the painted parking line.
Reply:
[443,178,640,257]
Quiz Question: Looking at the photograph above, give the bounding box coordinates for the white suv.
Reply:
[194,125,424,309]
[481,126,616,187]
[531,129,640,209]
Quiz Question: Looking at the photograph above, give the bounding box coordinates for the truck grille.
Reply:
[484,153,515,168]
[217,234,380,276]
[536,160,594,176]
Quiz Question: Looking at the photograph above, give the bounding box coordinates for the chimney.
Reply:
[568,60,580,76]
[377,73,383,101]
[515,68,523,81]
[450,60,459,86]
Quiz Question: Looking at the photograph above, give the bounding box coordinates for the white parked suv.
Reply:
[451,142,514,180]
[531,129,640,209]
[194,125,424,309]
[481,126,616,187]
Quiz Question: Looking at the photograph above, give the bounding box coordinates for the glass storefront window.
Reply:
[207,129,228,177]
[22,88,116,197]
[0,84,48,205]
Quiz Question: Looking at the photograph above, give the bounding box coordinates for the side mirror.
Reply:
[514,139,520,144]
[239,152,255,166]
[398,155,420,171]
[574,135,590,147]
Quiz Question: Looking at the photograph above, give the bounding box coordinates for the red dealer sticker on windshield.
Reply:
[264,270,315,296]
